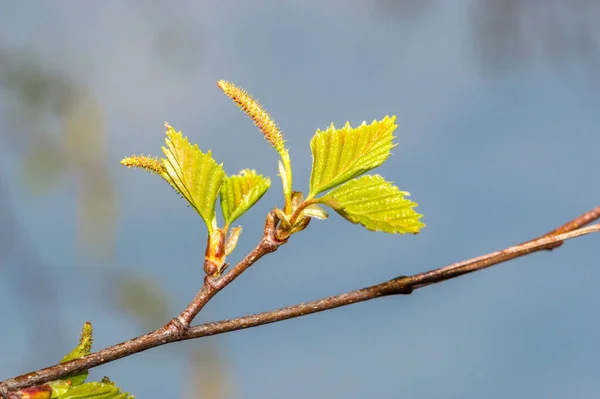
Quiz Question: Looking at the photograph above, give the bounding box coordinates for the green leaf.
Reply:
[318,175,424,234]
[161,123,225,231]
[54,379,133,399]
[59,322,93,386]
[51,380,72,398]
[220,169,270,225]
[308,116,397,197]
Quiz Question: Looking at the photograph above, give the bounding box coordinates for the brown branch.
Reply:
[527,205,600,250]
[174,211,281,330]
[1,206,599,395]
[182,222,600,339]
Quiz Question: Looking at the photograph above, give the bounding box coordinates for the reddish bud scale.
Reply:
[204,228,226,277]
[18,385,52,399]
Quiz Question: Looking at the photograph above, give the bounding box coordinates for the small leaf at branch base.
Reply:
[54,379,133,399]
[319,175,424,234]
[50,381,72,398]
[220,169,270,225]
[59,322,94,386]
[161,123,225,231]
[309,116,397,197]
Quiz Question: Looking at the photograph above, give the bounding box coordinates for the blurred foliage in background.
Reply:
[374,0,600,75]
[0,46,116,256]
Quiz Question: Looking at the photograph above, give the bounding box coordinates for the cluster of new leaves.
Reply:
[308,116,424,234]
[121,124,270,233]
[121,123,270,276]
[121,80,423,275]
[216,80,424,237]
[16,323,133,399]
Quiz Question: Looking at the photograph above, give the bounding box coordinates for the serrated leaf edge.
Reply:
[220,169,270,225]
[308,116,398,197]
[318,174,424,234]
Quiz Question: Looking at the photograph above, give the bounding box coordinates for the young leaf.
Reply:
[59,322,94,386]
[50,381,73,398]
[309,116,397,197]
[161,123,225,231]
[55,379,133,399]
[318,174,424,234]
[220,169,270,225]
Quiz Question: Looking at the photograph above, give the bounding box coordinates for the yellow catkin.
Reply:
[217,80,285,154]
[120,155,165,175]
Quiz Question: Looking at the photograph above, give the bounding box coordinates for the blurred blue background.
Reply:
[1,1,599,398]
